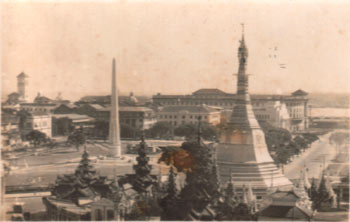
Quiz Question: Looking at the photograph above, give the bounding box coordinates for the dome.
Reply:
[128,92,138,104]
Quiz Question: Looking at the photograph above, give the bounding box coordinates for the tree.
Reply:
[309,177,318,209]
[126,134,160,220]
[25,130,47,147]
[313,173,332,210]
[160,167,179,220]
[293,135,308,151]
[216,181,237,220]
[174,123,218,141]
[176,137,217,220]
[132,134,154,194]
[93,120,109,139]
[67,128,86,151]
[120,124,140,139]
[146,121,173,139]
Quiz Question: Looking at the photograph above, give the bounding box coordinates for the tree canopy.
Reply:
[25,130,47,147]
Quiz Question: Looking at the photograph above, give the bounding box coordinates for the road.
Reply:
[284,132,337,180]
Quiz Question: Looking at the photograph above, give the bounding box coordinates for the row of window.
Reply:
[159,100,305,108]
[159,100,234,106]
[22,107,50,112]
[158,114,208,119]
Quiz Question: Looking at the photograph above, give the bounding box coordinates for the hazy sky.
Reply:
[2,0,350,101]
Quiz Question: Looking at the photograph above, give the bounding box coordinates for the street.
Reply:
[284,132,337,180]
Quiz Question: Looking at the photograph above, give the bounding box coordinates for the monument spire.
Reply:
[109,58,122,158]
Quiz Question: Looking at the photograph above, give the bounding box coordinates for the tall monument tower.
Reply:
[216,26,292,197]
[17,72,29,102]
[109,58,122,158]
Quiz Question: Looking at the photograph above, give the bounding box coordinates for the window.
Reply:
[95,209,103,221]
[107,210,114,221]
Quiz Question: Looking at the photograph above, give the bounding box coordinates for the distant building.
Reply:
[153,88,308,131]
[222,101,291,130]
[76,104,156,130]
[76,95,111,105]
[19,111,52,138]
[5,92,21,105]
[51,114,95,136]
[75,104,110,121]
[17,72,29,103]
[76,92,149,107]
[119,106,156,130]
[156,105,221,126]
[33,92,70,105]
[1,110,21,149]
[53,103,78,114]
[20,103,57,115]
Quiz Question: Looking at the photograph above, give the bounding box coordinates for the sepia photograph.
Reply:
[1,0,349,221]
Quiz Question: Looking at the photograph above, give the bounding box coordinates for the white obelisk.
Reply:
[109,58,122,158]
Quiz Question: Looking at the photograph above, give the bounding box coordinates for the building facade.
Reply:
[1,110,21,150]
[153,89,308,131]
[119,106,157,130]
[156,105,221,126]
[20,103,57,115]
[19,112,52,138]
[76,104,156,130]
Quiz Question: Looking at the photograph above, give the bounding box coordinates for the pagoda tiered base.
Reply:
[216,143,293,197]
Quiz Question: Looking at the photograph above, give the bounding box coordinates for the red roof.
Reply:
[192,88,227,95]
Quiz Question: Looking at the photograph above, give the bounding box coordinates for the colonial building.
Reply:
[20,103,57,114]
[18,111,52,138]
[53,103,78,114]
[51,114,95,136]
[76,104,156,130]
[119,106,156,130]
[76,104,110,121]
[153,90,308,131]
[76,92,147,107]
[156,105,221,126]
[1,109,21,150]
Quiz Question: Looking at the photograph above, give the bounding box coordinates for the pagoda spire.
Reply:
[237,23,249,95]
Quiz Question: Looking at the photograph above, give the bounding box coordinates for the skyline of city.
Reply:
[2,1,350,101]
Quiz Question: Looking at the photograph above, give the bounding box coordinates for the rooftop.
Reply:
[259,205,313,219]
[192,88,227,95]
[159,105,220,113]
